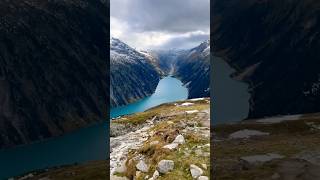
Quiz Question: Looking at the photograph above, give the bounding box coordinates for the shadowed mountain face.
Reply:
[175,40,210,99]
[212,0,320,119]
[0,0,108,148]
[110,38,160,108]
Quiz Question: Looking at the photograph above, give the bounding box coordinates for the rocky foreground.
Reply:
[110,98,210,180]
[213,113,320,179]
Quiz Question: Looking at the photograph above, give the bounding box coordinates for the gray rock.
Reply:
[157,160,175,174]
[150,141,159,146]
[114,161,127,174]
[152,170,160,179]
[172,135,185,144]
[38,178,51,180]
[201,164,207,170]
[136,160,149,172]
[271,173,280,179]
[190,164,203,179]
[163,143,179,150]
[110,175,129,180]
[198,176,209,180]
[229,129,269,139]
[195,149,203,156]
[240,153,284,165]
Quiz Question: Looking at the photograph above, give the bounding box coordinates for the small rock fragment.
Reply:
[172,135,185,144]
[198,176,209,180]
[180,102,194,106]
[163,143,179,150]
[201,164,207,170]
[186,110,199,114]
[152,170,160,179]
[229,129,269,139]
[150,141,159,146]
[110,175,129,180]
[271,173,280,179]
[240,153,284,165]
[114,161,127,173]
[190,164,203,179]
[136,160,149,172]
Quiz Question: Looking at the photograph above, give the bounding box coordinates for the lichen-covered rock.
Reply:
[157,160,174,174]
[136,160,149,173]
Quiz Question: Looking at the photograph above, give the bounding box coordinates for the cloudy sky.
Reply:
[111,0,210,50]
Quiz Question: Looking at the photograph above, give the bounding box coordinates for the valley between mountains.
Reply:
[110,37,210,109]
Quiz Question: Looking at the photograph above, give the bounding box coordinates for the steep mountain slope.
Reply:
[212,0,320,119]
[0,0,108,148]
[174,40,210,98]
[110,38,160,108]
[151,49,186,74]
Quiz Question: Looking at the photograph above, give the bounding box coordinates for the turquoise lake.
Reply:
[212,56,250,124]
[0,76,188,180]
[111,76,188,118]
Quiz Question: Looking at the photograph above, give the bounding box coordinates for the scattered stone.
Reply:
[277,159,320,179]
[204,144,210,147]
[271,173,280,179]
[240,153,284,165]
[39,178,51,180]
[135,171,142,178]
[295,151,320,165]
[201,164,207,170]
[163,143,179,150]
[172,135,185,144]
[229,129,270,139]
[152,170,160,179]
[195,149,203,156]
[150,141,159,146]
[180,102,194,106]
[190,164,203,179]
[189,98,205,101]
[186,110,199,114]
[114,161,127,174]
[19,173,34,180]
[157,160,174,174]
[110,175,129,180]
[202,152,210,157]
[136,160,149,172]
[167,121,174,124]
[256,114,302,124]
[198,176,209,180]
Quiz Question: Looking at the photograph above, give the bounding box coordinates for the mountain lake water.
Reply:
[0,76,188,179]
[212,56,250,124]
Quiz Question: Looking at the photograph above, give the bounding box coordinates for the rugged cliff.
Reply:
[0,0,108,148]
[175,40,210,99]
[212,0,320,119]
[110,38,160,108]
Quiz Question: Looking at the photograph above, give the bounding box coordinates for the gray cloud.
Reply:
[111,0,210,49]
[155,33,209,50]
